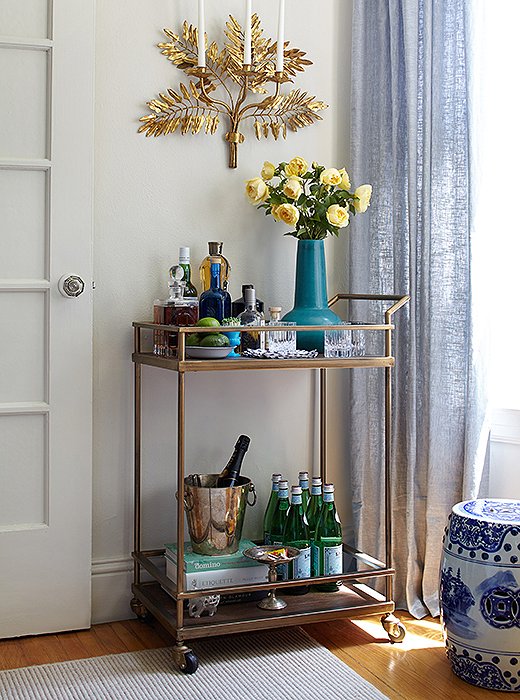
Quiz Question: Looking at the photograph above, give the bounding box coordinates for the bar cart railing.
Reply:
[131,293,410,674]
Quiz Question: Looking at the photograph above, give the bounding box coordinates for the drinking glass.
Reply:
[349,321,366,357]
[267,321,297,354]
[324,323,353,358]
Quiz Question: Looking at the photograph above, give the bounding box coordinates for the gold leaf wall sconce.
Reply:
[138,3,328,169]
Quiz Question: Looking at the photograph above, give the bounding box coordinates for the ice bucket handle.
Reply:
[247,482,257,507]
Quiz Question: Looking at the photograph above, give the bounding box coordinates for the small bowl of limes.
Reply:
[185,318,237,359]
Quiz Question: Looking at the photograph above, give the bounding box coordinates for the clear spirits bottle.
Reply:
[312,483,343,590]
[198,257,231,322]
[283,485,311,593]
[238,287,265,353]
[231,284,265,317]
[306,476,323,540]
[153,269,199,356]
[269,479,290,580]
[298,471,310,513]
[263,473,282,544]
[176,246,198,298]
[199,242,231,292]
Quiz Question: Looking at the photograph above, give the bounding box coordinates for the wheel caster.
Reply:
[130,597,151,622]
[172,644,199,674]
[381,613,406,643]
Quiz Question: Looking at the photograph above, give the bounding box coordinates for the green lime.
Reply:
[185,333,202,346]
[196,317,221,328]
[200,333,230,348]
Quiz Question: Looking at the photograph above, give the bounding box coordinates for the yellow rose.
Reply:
[283,176,303,200]
[337,168,351,191]
[353,184,372,213]
[271,205,282,221]
[245,177,269,204]
[326,204,350,228]
[261,161,275,180]
[276,203,300,226]
[320,168,342,186]
[285,157,308,177]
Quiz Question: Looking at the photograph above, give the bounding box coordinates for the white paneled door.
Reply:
[0,1,94,637]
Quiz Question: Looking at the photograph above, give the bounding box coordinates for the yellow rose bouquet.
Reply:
[245,157,372,240]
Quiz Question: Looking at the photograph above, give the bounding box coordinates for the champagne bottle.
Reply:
[312,483,343,591]
[215,435,251,487]
[269,479,290,580]
[283,485,311,594]
[263,473,282,544]
[306,476,323,540]
[298,471,310,512]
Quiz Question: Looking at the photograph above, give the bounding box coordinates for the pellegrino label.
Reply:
[293,546,311,579]
[324,545,343,575]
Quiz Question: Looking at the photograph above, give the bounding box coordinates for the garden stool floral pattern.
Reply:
[440,499,520,692]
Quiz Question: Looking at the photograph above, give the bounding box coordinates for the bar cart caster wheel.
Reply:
[381,613,406,644]
[172,644,199,674]
[130,597,151,622]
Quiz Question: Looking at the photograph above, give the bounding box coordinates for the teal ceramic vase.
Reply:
[282,239,341,352]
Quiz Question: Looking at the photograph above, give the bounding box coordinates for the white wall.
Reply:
[92,0,353,622]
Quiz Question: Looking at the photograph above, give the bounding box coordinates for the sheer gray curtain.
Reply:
[348,0,489,617]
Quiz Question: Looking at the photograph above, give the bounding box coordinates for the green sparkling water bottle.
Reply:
[298,471,310,513]
[312,483,343,591]
[263,473,282,544]
[306,476,323,540]
[269,479,290,580]
[283,485,311,593]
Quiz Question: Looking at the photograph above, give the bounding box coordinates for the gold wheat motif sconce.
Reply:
[138,15,328,168]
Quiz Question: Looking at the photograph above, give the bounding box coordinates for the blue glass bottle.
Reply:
[199,257,231,322]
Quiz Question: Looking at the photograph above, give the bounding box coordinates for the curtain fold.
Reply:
[348,0,489,617]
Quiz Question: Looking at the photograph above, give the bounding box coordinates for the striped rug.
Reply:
[0,626,388,699]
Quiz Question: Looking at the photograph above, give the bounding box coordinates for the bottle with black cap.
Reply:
[232,284,265,317]
[215,435,251,487]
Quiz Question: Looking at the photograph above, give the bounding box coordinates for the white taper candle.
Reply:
[244,0,252,65]
[197,0,206,68]
[276,0,285,73]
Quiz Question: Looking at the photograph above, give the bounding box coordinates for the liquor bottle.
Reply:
[238,287,265,353]
[268,306,282,323]
[231,284,265,317]
[298,471,310,513]
[153,269,199,356]
[199,242,231,292]
[215,435,251,487]
[312,483,343,591]
[283,485,311,593]
[199,257,231,322]
[263,473,282,544]
[269,479,290,580]
[175,246,198,298]
[306,476,323,540]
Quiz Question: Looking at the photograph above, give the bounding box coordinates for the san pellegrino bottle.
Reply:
[298,471,310,513]
[176,246,198,298]
[283,485,311,587]
[238,286,265,352]
[306,476,323,540]
[199,257,231,322]
[215,435,250,487]
[199,242,231,291]
[312,483,343,590]
[263,473,282,544]
[269,479,290,580]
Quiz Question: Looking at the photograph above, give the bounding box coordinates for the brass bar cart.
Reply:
[131,293,409,673]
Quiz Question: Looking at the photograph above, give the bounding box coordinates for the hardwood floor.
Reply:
[0,613,507,699]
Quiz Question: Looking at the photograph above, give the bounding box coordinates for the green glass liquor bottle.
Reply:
[263,473,282,545]
[176,246,198,298]
[298,471,310,513]
[306,476,323,540]
[312,483,343,591]
[269,479,290,580]
[282,485,311,593]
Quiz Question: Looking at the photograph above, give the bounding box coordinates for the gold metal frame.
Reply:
[131,293,409,650]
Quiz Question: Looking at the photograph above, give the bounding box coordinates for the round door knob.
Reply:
[58,275,85,298]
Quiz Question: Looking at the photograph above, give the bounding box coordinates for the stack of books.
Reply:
[164,539,268,591]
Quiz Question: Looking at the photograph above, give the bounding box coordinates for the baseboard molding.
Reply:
[91,556,133,624]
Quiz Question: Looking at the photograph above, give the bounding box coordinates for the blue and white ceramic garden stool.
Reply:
[440,499,520,692]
